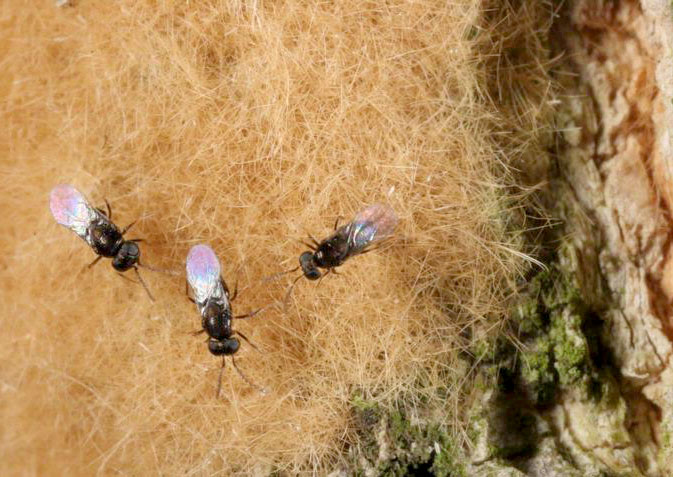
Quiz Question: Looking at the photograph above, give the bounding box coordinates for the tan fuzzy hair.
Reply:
[0,0,554,474]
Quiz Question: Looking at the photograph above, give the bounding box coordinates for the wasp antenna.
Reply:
[283,274,304,304]
[133,266,155,302]
[232,356,268,395]
[260,266,300,284]
[116,271,138,283]
[139,262,181,276]
[86,255,103,269]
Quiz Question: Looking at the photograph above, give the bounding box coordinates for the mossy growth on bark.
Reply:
[465,232,631,472]
[349,394,466,477]
[485,259,617,408]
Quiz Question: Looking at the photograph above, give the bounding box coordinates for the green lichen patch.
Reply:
[519,337,556,405]
[468,256,616,411]
[465,249,632,473]
[549,308,589,387]
[507,264,608,403]
[349,394,467,477]
[659,422,673,470]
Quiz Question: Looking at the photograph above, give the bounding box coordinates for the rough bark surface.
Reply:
[469,1,673,476]
[331,2,673,475]
[556,1,673,474]
[348,1,673,475]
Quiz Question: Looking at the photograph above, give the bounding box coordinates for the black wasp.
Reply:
[185,244,264,397]
[49,184,154,300]
[279,203,399,298]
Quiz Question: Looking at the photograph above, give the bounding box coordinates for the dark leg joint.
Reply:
[234,308,261,320]
[87,255,103,269]
[235,330,260,352]
[121,220,137,235]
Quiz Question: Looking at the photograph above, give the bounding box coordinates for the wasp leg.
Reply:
[218,275,232,299]
[235,330,260,352]
[95,200,112,219]
[334,215,343,231]
[121,220,137,235]
[360,244,383,255]
[316,268,332,287]
[185,280,196,304]
[230,280,238,302]
[87,255,103,269]
[308,233,320,247]
[301,240,317,251]
[234,308,261,320]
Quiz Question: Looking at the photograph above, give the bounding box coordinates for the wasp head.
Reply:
[208,337,239,356]
[299,251,321,280]
[112,240,140,271]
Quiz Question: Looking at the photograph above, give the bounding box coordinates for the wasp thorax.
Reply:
[202,303,231,340]
[91,222,122,257]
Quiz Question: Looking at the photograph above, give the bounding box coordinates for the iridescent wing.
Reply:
[345,203,398,255]
[49,184,99,241]
[186,244,225,305]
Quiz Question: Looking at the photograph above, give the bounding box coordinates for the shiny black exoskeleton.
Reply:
[299,220,352,280]
[200,295,240,358]
[86,204,153,301]
[113,241,141,271]
[186,275,261,397]
[278,204,397,302]
[88,214,141,272]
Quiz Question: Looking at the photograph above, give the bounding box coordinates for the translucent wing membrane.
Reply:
[347,203,398,253]
[49,184,97,239]
[186,244,222,304]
